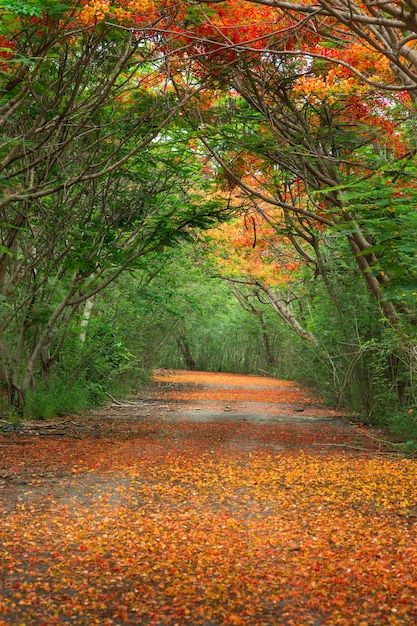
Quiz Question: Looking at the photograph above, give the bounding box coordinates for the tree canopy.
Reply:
[0,0,415,433]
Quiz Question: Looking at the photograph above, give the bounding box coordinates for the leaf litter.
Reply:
[0,370,416,625]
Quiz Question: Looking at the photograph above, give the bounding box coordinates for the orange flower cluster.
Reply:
[295,43,392,105]
[194,0,279,47]
[79,0,156,25]
[79,0,111,23]
[208,210,300,287]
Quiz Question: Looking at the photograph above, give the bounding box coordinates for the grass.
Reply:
[23,378,99,420]
[21,367,152,421]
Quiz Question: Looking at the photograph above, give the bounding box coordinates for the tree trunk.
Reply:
[261,286,318,345]
[177,335,197,370]
[79,296,95,343]
[348,233,398,326]
[20,283,78,403]
[257,310,276,368]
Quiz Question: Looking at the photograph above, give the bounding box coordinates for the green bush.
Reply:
[24,377,96,420]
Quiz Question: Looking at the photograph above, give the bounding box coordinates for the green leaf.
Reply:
[0,0,43,17]
[0,244,13,256]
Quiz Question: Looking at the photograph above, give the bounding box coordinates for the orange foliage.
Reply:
[77,0,279,42]
[154,370,344,417]
[79,0,111,23]
[79,0,157,24]
[155,370,297,387]
[292,39,408,155]
[183,0,280,48]
[208,210,300,286]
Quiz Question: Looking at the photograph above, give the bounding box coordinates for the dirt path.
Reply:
[0,370,417,625]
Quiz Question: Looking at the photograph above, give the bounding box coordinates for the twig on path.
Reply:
[354,429,403,448]
[313,443,369,451]
[104,391,136,406]
[29,420,69,428]
[34,431,67,436]
[0,440,31,445]
[313,443,401,456]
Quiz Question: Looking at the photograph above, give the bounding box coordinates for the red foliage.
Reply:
[0,36,15,71]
